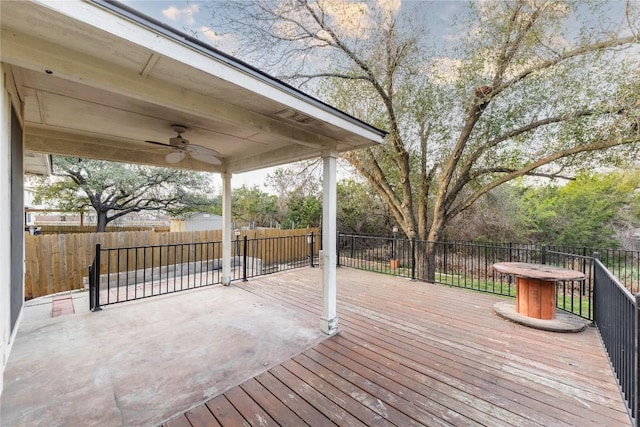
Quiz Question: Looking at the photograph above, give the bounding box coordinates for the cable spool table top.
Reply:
[492,262,585,281]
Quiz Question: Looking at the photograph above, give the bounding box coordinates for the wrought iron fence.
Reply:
[594,258,639,427]
[89,233,318,309]
[337,234,640,320]
[338,234,640,294]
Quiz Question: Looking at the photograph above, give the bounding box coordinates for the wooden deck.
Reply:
[162,267,630,427]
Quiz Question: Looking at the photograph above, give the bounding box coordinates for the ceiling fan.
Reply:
[145,125,222,165]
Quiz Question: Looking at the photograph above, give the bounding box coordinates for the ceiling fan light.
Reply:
[165,150,186,164]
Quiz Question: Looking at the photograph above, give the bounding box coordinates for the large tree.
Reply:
[212,0,640,278]
[32,157,215,232]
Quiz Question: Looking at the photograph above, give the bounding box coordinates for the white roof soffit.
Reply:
[0,0,386,174]
[24,152,52,176]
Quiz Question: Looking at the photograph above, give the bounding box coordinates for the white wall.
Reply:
[0,63,23,396]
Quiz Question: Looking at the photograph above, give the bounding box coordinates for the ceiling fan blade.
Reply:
[186,145,222,165]
[145,140,170,147]
[165,150,186,164]
[187,144,220,157]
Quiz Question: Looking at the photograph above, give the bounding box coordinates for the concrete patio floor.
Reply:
[1,281,326,426]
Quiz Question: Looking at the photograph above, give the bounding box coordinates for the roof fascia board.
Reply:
[34,0,386,144]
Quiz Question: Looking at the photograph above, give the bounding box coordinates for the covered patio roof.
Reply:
[1,0,385,174]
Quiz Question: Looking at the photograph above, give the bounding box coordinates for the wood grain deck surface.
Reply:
[163,267,630,427]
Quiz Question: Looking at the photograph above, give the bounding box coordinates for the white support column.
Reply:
[222,172,232,285]
[320,149,338,335]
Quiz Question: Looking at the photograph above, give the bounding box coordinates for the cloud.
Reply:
[318,0,372,38]
[200,26,237,51]
[162,4,200,25]
[271,0,402,46]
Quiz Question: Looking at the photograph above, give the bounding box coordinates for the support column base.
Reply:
[320,316,339,335]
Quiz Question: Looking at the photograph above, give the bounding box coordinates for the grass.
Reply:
[557,295,593,319]
[434,272,517,297]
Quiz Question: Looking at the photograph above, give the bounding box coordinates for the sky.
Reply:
[118,0,636,193]
[122,0,466,58]
[118,0,465,192]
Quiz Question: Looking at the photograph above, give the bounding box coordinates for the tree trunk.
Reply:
[96,212,109,232]
[418,217,446,283]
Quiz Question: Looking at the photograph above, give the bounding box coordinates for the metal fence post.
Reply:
[443,240,448,275]
[337,232,341,267]
[242,236,248,282]
[411,237,416,281]
[484,245,488,279]
[91,243,102,311]
[635,292,639,427]
[580,247,587,296]
[593,252,600,323]
[541,245,547,264]
[309,232,314,267]
[351,234,355,259]
[509,242,513,262]
[88,264,94,311]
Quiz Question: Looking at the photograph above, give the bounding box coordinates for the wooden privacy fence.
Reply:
[25,228,319,299]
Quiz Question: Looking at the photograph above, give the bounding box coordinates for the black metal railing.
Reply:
[594,258,639,426]
[89,233,318,309]
[337,234,596,319]
[337,234,640,294]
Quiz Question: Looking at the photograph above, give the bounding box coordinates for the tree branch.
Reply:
[471,167,575,181]
[448,135,640,219]
[497,35,639,95]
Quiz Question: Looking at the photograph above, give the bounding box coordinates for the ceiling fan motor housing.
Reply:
[169,124,190,148]
[169,136,190,148]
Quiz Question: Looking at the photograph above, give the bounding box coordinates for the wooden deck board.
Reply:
[162,267,631,427]
[205,395,249,427]
[280,358,394,427]
[269,364,367,427]
[254,370,336,426]
[184,404,220,427]
[164,414,192,427]
[240,378,306,426]
[223,385,278,427]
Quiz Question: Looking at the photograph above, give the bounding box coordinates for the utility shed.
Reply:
[171,213,223,232]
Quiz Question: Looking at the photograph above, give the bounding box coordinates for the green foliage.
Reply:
[516,172,640,248]
[337,179,390,234]
[444,186,525,243]
[32,157,216,232]
[231,185,278,227]
[281,195,321,229]
[266,163,392,233]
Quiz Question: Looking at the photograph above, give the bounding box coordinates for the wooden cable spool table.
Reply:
[492,262,585,320]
